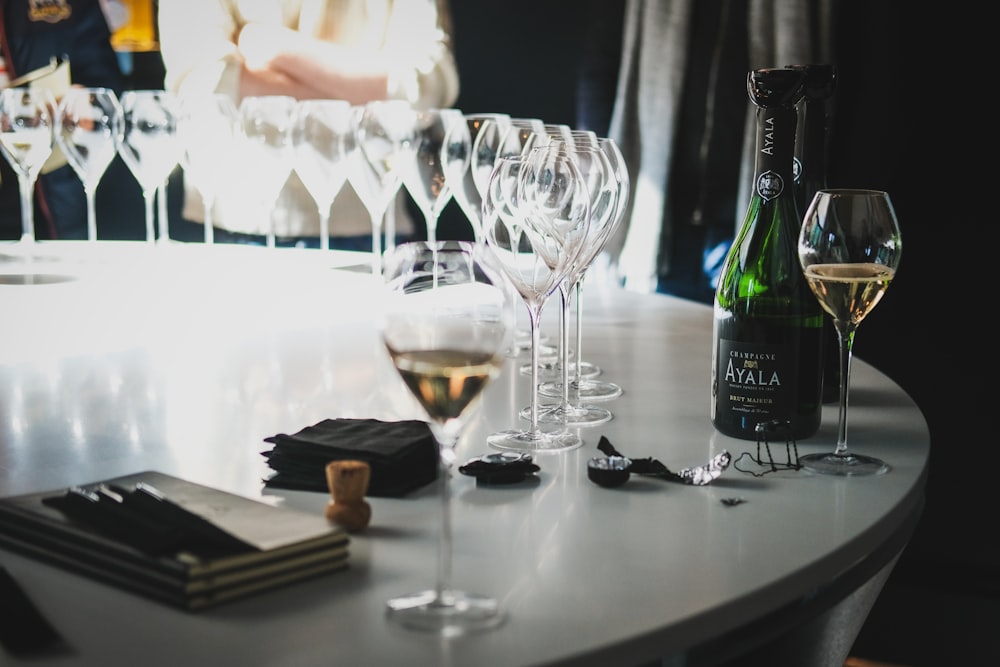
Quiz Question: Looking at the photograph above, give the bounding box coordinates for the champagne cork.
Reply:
[324,460,372,532]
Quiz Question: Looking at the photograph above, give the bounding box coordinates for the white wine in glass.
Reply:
[797,189,902,476]
[381,240,511,636]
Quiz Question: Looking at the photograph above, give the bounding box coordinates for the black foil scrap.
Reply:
[459,453,540,485]
[594,436,730,486]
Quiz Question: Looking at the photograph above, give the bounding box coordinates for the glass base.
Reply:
[519,359,601,380]
[538,379,623,402]
[523,402,613,428]
[799,452,890,477]
[386,589,504,637]
[487,428,582,453]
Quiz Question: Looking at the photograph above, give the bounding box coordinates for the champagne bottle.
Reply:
[791,64,840,404]
[710,67,824,441]
[791,64,837,212]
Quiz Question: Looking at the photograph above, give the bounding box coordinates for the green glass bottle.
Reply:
[791,63,841,404]
[710,67,824,441]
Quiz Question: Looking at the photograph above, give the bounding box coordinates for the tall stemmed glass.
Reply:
[119,90,183,244]
[381,240,511,635]
[293,99,353,251]
[237,95,297,249]
[0,87,55,244]
[401,107,465,243]
[177,92,239,244]
[352,100,416,273]
[492,118,556,355]
[56,87,123,242]
[482,152,590,453]
[469,114,512,203]
[538,136,630,402]
[797,189,902,476]
[530,141,617,427]
[444,112,510,242]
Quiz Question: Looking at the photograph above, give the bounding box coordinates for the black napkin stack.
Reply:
[262,418,438,497]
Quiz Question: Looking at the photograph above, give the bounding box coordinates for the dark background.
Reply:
[51,2,1000,664]
[448,4,993,666]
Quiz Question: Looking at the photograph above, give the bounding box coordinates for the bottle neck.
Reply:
[801,97,828,184]
[752,105,797,202]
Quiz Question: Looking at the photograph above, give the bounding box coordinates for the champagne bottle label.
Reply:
[714,331,823,431]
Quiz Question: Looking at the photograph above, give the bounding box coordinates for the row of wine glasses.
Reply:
[0,86,183,246]
[481,144,594,453]
[437,114,634,445]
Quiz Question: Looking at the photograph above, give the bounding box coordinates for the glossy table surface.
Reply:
[0,242,928,666]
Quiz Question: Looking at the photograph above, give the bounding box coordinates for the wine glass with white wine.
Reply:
[797,189,902,476]
[381,240,512,636]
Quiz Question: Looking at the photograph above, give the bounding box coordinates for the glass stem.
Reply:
[574,275,586,387]
[85,189,98,242]
[266,207,276,249]
[835,322,857,455]
[370,209,384,276]
[435,449,454,600]
[425,211,437,244]
[319,209,330,251]
[528,306,542,430]
[143,190,156,244]
[203,195,215,244]
[157,181,170,242]
[384,198,397,254]
[559,284,572,409]
[18,175,36,243]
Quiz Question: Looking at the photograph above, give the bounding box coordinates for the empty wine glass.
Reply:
[401,107,465,243]
[237,95,297,249]
[119,89,183,244]
[797,189,902,476]
[444,112,510,242]
[538,136,629,403]
[55,87,123,242]
[529,141,617,428]
[381,240,511,635]
[177,92,239,244]
[352,100,416,274]
[0,87,56,244]
[469,114,512,203]
[482,151,590,453]
[293,99,353,251]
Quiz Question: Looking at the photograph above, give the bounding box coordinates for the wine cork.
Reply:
[324,460,372,532]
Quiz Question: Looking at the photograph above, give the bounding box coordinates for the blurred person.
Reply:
[578,0,834,303]
[157,0,460,249]
[0,0,143,240]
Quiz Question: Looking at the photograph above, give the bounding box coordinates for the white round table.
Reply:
[0,241,928,666]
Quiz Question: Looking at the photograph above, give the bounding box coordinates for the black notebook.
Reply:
[0,471,349,611]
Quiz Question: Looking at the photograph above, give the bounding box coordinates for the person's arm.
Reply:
[238,0,459,109]
[236,23,389,104]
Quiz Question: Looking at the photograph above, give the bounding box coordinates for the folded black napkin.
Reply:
[262,418,438,497]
